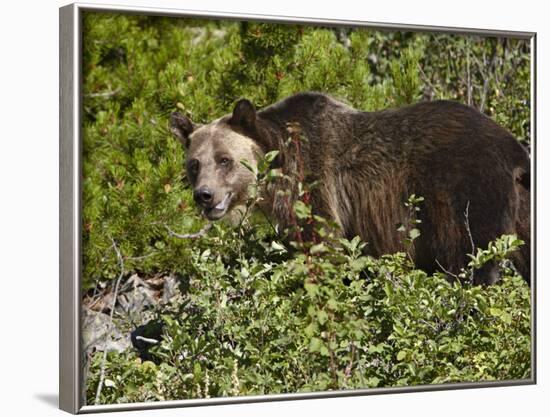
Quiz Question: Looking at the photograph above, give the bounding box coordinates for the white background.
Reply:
[0,0,547,415]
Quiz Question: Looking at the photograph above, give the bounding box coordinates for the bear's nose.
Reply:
[194,187,213,205]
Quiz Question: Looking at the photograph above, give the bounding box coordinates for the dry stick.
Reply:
[417,64,438,100]
[435,201,476,283]
[463,201,477,282]
[478,44,498,113]
[418,318,439,333]
[435,259,460,281]
[125,252,157,261]
[466,44,473,107]
[479,77,490,113]
[257,204,280,239]
[464,201,476,255]
[94,236,125,405]
[343,343,356,387]
[85,286,104,312]
[328,331,338,389]
[164,223,212,239]
[86,88,121,98]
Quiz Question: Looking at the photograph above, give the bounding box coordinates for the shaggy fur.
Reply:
[171,92,531,285]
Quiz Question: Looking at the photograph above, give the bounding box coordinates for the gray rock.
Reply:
[82,308,131,353]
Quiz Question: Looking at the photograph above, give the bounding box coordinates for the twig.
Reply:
[463,201,476,255]
[435,259,460,281]
[479,77,490,113]
[466,42,472,107]
[328,330,338,389]
[124,252,157,261]
[356,356,366,388]
[236,200,254,234]
[257,205,280,239]
[94,236,125,405]
[164,223,212,239]
[385,272,403,289]
[478,44,498,113]
[418,318,439,333]
[417,63,438,100]
[463,201,476,283]
[85,287,104,311]
[86,88,121,98]
[343,343,356,386]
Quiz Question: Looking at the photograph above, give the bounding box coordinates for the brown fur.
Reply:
[171,92,531,285]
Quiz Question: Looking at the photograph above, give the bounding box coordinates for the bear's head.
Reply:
[170,99,265,222]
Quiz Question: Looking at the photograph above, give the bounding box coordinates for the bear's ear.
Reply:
[170,112,194,148]
[230,99,256,130]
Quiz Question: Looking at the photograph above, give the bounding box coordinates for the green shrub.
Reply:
[82,12,531,404]
[86,207,530,402]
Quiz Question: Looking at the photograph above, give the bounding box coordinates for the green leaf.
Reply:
[408,228,421,240]
[397,350,407,361]
[490,307,503,317]
[304,282,319,297]
[309,337,323,353]
[327,298,338,310]
[310,243,327,254]
[368,343,386,354]
[501,312,513,325]
[367,377,380,387]
[104,379,116,388]
[304,322,317,337]
[264,150,280,164]
[271,241,287,253]
[293,200,311,219]
[317,310,329,325]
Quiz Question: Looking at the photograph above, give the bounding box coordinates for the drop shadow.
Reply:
[34,393,58,409]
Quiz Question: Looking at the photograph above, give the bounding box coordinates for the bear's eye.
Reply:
[219,157,232,167]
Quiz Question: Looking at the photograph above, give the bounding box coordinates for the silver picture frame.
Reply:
[60,2,537,414]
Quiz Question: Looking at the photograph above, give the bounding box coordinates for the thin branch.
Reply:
[164,223,212,239]
[343,342,356,386]
[463,201,477,283]
[84,286,104,312]
[478,43,498,113]
[466,42,472,107]
[94,236,125,405]
[124,252,158,261]
[417,63,438,100]
[86,88,121,98]
[479,77,490,113]
[418,318,439,333]
[435,259,460,281]
[327,330,338,389]
[356,356,366,388]
[257,205,280,239]
[463,201,476,255]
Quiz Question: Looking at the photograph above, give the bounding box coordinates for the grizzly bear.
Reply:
[170,92,531,285]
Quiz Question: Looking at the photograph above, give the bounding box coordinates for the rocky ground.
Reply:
[82,274,180,382]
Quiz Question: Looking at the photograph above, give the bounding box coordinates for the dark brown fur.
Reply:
[171,92,531,285]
